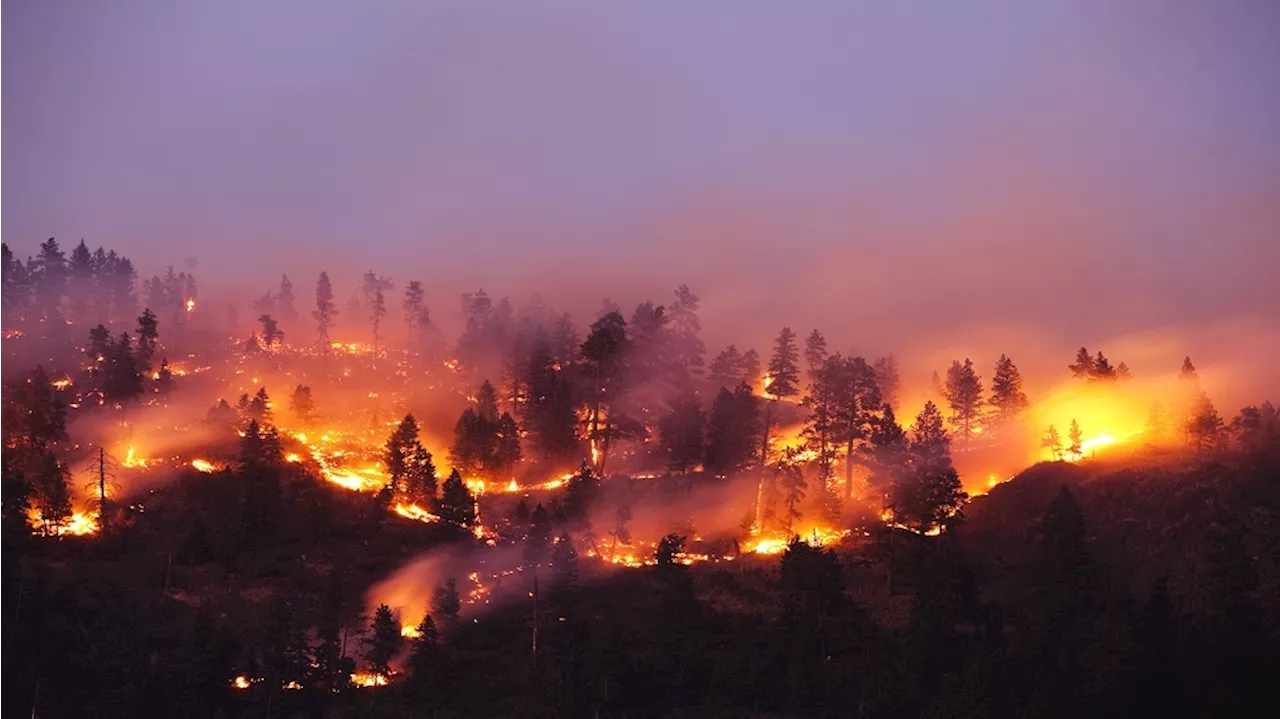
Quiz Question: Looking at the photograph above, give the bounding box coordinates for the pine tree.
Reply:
[740,348,762,387]
[1185,391,1223,457]
[874,354,901,409]
[432,577,462,628]
[439,470,476,527]
[258,314,283,348]
[1069,347,1095,379]
[266,277,291,326]
[1042,425,1064,460]
[910,402,952,475]
[762,327,802,466]
[704,383,759,476]
[988,354,1028,427]
[1179,356,1198,383]
[777,451,807,533]
[66,240,95,321]
[804,329,828,382]
[406,614,442,695]
[658,388,704,473]
[32,451,72,534]
[1116,362,1132,381]
[581,311,629,472]
[386,414,425,496]
[1068,419,1084,458]
[402,280,425,348]
[944,358,983,444]
[1,365,70,451]
[289,385,314,424]
[135,308,159,372]
[523,337,579,462]
[869,404,909,493]
[767,327,801,400]
[364,604,402,677]
[492,412,522,476]
[34,238,68,320]
[313,271,338,350]
[104,333,144,402]
[668,284,705,382]
[524,504,553,567]
[707,345,743,390]
[1091,351,1117,381]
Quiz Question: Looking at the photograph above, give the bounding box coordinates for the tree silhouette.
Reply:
[803,329,828,382]
[135,308,159,372]
[438,470,476,527]
[874,354,901,409]
[313,271,338,350]
[1042,424,1064,460]
[762,326,801,465]
[658,388,704,473]
[257,314,283,348]
[364,604,401,677]
[1069,347,1095,379]
[1068,419,1084,458]
[989,354,1028,428]
[944,358,983,444]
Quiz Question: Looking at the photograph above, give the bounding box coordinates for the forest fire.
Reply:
[190,459,218,473]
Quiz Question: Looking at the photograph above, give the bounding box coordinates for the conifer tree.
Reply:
[314,271,338,350]
[135,308,159,372]
[658,388,704,473]
[1091,351,1117,381]
[364,604,401,677]
[1069,347,1095,379]
[762,327,802,465]
[439,469,476,527]
[804,329,828,382]
[944,358,983,444]
[1042,425,1064,460]
[874,354,901,409]
[1068,419,1084,458]
[989,354,1028,427]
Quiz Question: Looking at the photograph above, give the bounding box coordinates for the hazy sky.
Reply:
[4,1,1278,387]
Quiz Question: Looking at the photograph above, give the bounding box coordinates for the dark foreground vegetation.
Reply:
[5,440,1279,718]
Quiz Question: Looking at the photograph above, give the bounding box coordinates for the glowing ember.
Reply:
[232,676,254,690]
[51,377,73,390]
[285,452,302,463]
[191,459,217,473]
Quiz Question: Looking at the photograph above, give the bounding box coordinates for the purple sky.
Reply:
[4,1,1279,390]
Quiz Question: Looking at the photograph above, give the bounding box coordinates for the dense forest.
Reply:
[3,238,1279,718]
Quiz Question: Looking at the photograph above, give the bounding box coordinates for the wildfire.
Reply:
[393,502,439,524]
[191,459,218,473]
[351,672,389,687]
[285,452,302,463]
[122,444,147,468]
[27,509,100,536]
[401,624,422,639]
[1066,432,1119,461]
[51,377,73,390]
[185,298,195,313]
